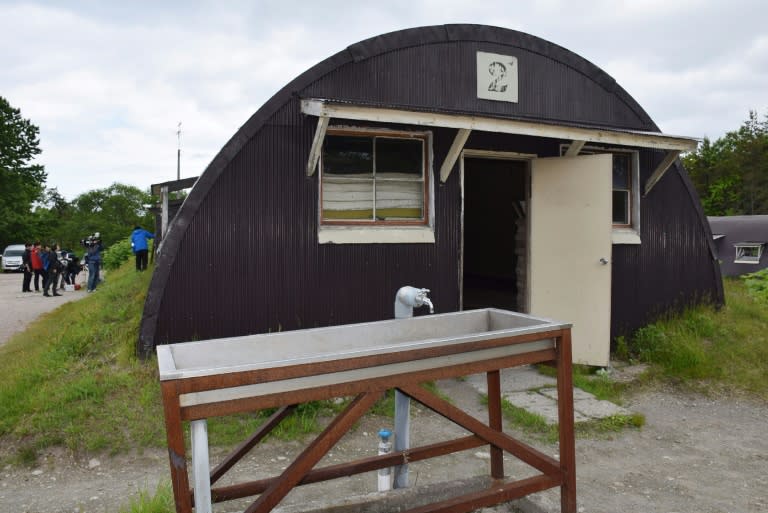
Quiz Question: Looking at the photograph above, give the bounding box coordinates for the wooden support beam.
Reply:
[209,405,296,485]
[400,384,560,476]
[644,150,681,196]
[440,128,471,182]
[306,116,330,176]
[151,176,199,195]
[564,140,586,157]
[244,390,384,513]
[210,436,486,502]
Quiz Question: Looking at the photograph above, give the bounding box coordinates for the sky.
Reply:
[2,0,767,200]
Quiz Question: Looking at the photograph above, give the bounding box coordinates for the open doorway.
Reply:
[462,156,528,311]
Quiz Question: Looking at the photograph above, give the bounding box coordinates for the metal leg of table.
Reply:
[191,419,212,513]
[393,389,410,489]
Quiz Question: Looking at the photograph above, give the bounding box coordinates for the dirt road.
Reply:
[0,272,87,348]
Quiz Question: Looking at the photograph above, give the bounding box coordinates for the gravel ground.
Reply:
[0,273,766,513]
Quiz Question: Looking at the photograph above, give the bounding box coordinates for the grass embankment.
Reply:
[0,263,336,466]
[0,265,161,462]
[628,276,768,398]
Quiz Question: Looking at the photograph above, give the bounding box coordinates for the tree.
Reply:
[68,183,154,249]
[0,96,47,246]
[684,110,768,216]
[29,187,74,247]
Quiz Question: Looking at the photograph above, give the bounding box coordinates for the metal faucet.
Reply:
[421,296,434,314]
[392,285,434,490]
[394,286,434,318]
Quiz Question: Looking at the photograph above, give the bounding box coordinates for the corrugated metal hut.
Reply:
[139,24,723,366]
[709,215,768,276]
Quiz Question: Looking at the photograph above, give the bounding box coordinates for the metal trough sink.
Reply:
[158,309,570,404]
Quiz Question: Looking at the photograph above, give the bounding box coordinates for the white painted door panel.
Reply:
[530,155,612,366]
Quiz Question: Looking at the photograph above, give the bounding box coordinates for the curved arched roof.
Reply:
[139,24,679,354]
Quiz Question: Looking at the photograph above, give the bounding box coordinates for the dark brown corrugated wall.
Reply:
[152,114,461,343]
[141,24,722,352]
[611,153,723,340]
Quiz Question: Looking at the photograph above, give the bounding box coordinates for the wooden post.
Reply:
[556,331,577,513]
[487,369,504,479]
[161,185,169,239]
[161,381,192,513]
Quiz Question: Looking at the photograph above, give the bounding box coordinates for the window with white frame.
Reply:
[321,130,429,225]
[734,243,764,264]
[560,145,640,242]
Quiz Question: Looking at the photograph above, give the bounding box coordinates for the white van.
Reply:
[2,244,26,272]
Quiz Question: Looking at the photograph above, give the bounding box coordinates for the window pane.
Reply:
[320,132,427,224]
[322,178,373,220]
[323,136,373,177]
[375,180,424,220]
[735,245,761,262]
[612,190,629,224]
[612,154,630,189]
[376,138,423,177]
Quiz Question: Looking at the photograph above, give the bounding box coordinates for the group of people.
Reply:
[17,226,154,296]
[20,236,105,296]
[21,242,80,296]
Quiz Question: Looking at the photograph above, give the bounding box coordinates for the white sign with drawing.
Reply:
[476,51,518,103]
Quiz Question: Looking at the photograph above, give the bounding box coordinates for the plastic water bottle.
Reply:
[377,428,392,491]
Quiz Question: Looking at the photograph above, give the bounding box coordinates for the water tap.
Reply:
[395,286,434,318]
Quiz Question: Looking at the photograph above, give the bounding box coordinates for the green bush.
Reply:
[742,268,768,303]
[102,238,136,270]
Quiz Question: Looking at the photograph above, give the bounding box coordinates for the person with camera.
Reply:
[83,233,104,293]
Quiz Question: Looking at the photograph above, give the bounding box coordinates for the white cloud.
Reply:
[1,0,767,199]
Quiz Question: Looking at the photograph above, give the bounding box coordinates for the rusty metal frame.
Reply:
[159,327,575,513]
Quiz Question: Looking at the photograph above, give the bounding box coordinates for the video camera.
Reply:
[80,232,102,248]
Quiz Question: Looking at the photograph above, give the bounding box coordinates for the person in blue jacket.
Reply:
[130,226,155,271]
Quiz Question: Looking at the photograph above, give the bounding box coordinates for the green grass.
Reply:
[118,481,174,513]
[629,278,768,398]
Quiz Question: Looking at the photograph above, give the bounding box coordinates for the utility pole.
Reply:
[176,121,182,180]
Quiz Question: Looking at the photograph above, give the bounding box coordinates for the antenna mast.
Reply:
[176,122,182,180]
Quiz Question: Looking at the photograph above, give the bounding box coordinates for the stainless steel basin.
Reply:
[158,309,570,382]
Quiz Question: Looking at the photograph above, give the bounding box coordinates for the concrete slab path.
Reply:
[464,366,632,424]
